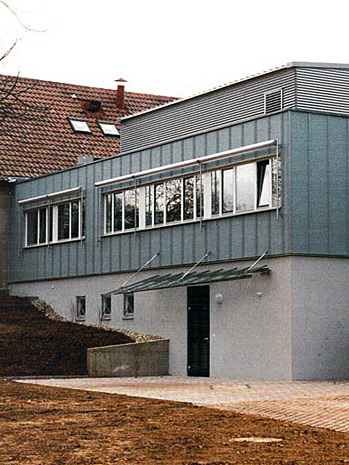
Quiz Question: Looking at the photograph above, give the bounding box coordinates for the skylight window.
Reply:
[69,118,91,133]
[98,121,119,137]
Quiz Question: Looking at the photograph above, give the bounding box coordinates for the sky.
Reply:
[1,0,349,98]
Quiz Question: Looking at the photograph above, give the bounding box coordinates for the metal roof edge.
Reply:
[121,61,349,124]
[286,61,349,70]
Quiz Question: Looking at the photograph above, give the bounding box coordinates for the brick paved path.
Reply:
[14,377,349,433]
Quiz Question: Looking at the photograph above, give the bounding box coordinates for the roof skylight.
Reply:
[69,118,91,133]
[98,121,119,137]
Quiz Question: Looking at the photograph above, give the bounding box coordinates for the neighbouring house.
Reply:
[0,74,177,288]
[6,62,349,381]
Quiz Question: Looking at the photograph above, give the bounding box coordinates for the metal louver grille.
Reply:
[264,89,283,114]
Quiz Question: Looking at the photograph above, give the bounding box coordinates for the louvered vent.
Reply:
[264,89,283,114]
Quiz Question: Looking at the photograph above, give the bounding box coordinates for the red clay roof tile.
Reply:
[0,75,177,180]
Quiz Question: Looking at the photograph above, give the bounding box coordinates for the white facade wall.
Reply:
[10,256,349,381]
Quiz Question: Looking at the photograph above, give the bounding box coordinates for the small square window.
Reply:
[123,293,134,319]
[98,122,119,137]
[101,294,112,320]
[76,296,86,320]
[69,118,91,133]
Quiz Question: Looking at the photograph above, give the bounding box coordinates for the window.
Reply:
[52,200,82,242]
[25,199,84,247]
[98,122,119,137]
[123,293,134,319]
[105,189,139,234]
[101,294,112,320]
[69,118,91,133]
[103,158,278,235]
[76,296,86,321]
[26,207,48,246]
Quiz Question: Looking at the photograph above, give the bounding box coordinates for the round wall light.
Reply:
[214,293,224,304]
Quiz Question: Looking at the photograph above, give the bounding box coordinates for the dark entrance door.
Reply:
[187,285,210,377]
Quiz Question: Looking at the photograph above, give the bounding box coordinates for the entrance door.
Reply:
[187,285,210,377]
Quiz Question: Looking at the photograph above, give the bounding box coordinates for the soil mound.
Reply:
[0,294,134,376]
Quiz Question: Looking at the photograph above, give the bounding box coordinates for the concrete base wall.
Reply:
[87,339,169,377]
[291,256,349,380]
[9,256,349,381]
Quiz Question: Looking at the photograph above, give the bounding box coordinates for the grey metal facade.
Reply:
[9,63,349,284]
[9,112,289,283]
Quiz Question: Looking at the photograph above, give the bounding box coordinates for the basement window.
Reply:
[69,118,91,133]
[101,294,112,320]
[76,296,86,321]
[98,122,119,137]
[123,293,134,319]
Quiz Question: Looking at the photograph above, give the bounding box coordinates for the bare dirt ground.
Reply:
[1,379,349,465]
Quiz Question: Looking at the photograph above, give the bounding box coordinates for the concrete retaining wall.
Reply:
[87,339,170,377]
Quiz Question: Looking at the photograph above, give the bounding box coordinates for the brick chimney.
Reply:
[115,78,127,110]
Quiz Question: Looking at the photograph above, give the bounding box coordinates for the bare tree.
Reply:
[0,1,49,121]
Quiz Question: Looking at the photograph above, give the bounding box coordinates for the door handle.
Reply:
[204,337,209,341]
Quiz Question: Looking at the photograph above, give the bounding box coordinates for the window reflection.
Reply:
[166,179,182,223]
[257,160,271,208]
[222,168,234,213]
[236,164,255,212]
[114,192,123,231]
[183,177,194,220]
[154,183,164,225]
[211,170,220,215]
[145,185,153,226]
[124,189,138,230]
[196,175,203,218]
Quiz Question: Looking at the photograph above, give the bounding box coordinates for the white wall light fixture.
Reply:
[214,293,224,304]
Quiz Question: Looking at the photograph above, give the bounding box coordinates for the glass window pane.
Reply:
[71,201,80,238]
[27,210,38,245]
[38,208,47,244]
[102,295,111,318]
[77,296,86,319]
[114,192,123,231]
[105,194,112,233]
[145,185,153,226]
[272,158,282,208]
[124,293,134,317]
[236,163,256,212]
[211,171,220,215]
[196,175,203,218]
[81,199,86,237]
[257,161,271,208]
[124,189,138,230]
[58,203,70,240]
[183,177,194,220]
[49,207,53,242]
[222,168,234,213]
[166,179,181,223]
[154,183,164,225]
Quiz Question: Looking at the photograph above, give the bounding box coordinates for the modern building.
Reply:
[7,62,349,381]
[0,74,176,288]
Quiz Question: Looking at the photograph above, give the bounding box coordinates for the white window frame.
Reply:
[25,207,49,247]
[51,199,82,243]
[101,294,112,320]
[103,158,277,236]
[76,295,86,321]
[24,199,83,247]
[123,293,134,320]
[98,121,119,137]
[69,118,91,133]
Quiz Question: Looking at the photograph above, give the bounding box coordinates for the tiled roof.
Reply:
[0,75,177,180]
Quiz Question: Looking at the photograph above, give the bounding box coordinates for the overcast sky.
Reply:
[1,0,349,98]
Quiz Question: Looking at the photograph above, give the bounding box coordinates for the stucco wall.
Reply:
[10,256,349,381]
[10,257,291,380]
[291,256,349,380]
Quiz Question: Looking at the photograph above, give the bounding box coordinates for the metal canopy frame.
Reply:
[109,264,271,295]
